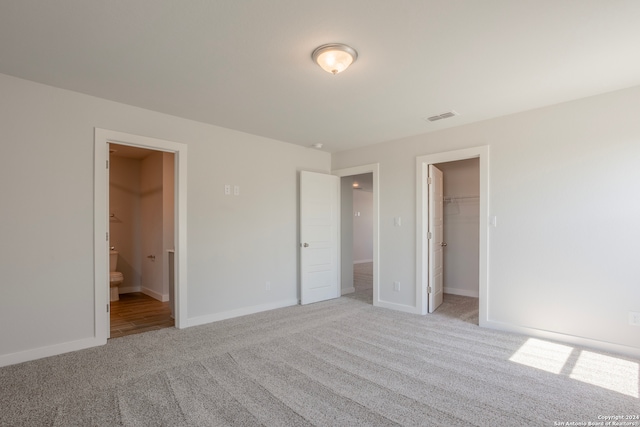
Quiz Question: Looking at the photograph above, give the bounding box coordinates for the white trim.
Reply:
[485,319,640,359]
[0,337,102,368]
[141,287,169,302]
[95,128,188,345]
[416,146,489,322]
[377,299,421,314]
[118,286,141,294]
[444,287,479,298]
[94,133,109,346]
[341,287,356,295]
[353,259,373,264]
[183,299,298,328]
[332,164,380,308]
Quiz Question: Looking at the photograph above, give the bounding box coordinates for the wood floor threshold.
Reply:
[110,292,174,339]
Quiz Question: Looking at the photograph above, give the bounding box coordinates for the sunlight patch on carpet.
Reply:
[510,338,639,398]
[569,350,639,398]
[509,338,573,374]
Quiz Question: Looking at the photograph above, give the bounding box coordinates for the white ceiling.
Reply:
[1,1,640,153]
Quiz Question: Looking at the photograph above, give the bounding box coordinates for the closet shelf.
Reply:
[444,195,479,203]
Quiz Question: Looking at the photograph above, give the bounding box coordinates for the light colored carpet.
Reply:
[345,261,374,304]
[353,262,373,293]
[1,294,638,426]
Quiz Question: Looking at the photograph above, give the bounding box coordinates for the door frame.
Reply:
[94,128,188,342]
[332,163,380,307]
[416,146,488,323]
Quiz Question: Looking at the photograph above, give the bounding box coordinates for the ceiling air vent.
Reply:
[425,110,459,122]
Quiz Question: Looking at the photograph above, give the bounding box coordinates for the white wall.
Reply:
[333,85,640,355]
[0,73,329,363]
[352,189,373,263]
[140,151,165,300]
[109,155,142,292]
[437,159,479,297]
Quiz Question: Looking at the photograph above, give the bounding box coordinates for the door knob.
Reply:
[440,242,447,247]
[302,243,309,247]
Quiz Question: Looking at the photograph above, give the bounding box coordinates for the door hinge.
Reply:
[427,232,432,239]
[106,160,109,169]
[106,232,109,241]
[427,177,432,185]
[427,286,432,293]
[107,304,109,313]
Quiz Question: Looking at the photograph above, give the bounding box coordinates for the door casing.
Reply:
[94,128,188,343]
[416,146,489,321]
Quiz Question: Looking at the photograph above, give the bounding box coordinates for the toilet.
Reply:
[109,250,124,301]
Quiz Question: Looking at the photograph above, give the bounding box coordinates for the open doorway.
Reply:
[94,128,188,344]
[341,173,374,303]
[433,158,480,323]
[108,144,175,337]
[416,146,489,323]
[333,164,380,307]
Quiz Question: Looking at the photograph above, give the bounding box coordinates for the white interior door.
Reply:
[428,165,444,313]
[300,171,339,305]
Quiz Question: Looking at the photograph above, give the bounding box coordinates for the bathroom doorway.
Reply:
[94,128,187,343]
[108,144,175,337]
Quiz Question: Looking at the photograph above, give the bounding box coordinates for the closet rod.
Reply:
[444,195,479,202]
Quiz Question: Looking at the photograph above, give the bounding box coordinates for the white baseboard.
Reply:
[482,319,640,359]
[444,286,479,298]
[118,286,140,294]
[142,287,169,302]
[353,259,373,264]
[341,287,355,295]
[376,299,421,314]
[183,299,299,328]
[0,337,105,368]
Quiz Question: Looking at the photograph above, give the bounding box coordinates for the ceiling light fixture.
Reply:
[312,43,358,75]
[312,143,323,149]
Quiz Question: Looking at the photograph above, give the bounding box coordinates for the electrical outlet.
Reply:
[393,281,400,292]
[265,281,271,291]
[224,184,231,195]
[629,312,640,326]
[234,185,240,196]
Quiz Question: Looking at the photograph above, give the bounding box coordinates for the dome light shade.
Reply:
[312,43,358,75]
